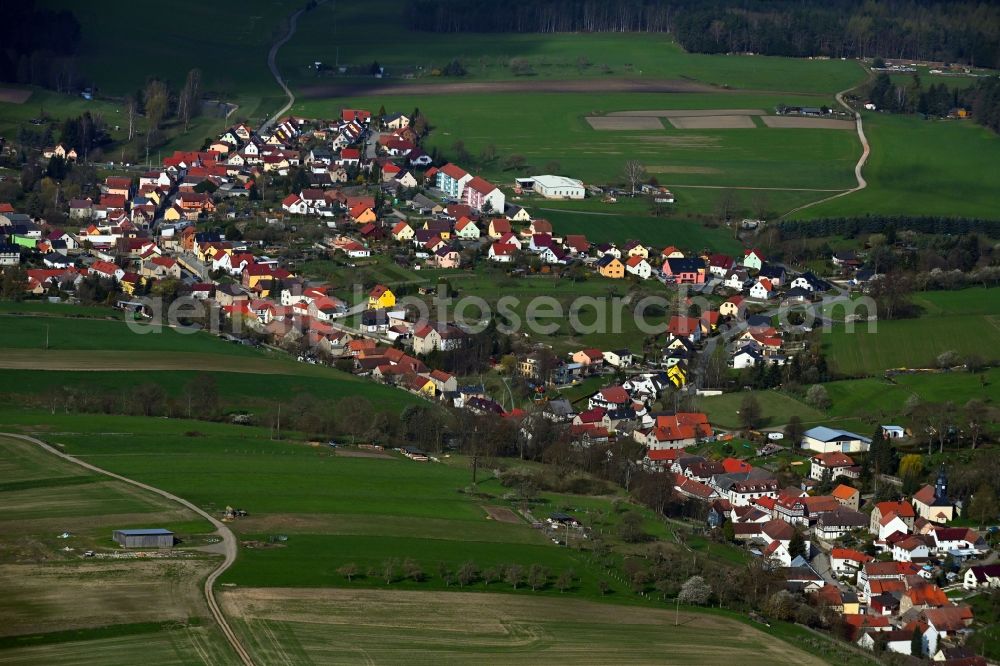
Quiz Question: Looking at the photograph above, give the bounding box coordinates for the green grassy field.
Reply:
[280,0,864,94]
[699,390,831,431]
[0,430,235,664]
[532,198,744,252]
[0,306,420,411]
[701,367,1000,438]
[294,91,857,191]
[794,113,1000,220]
[825,288,1000,376]
[220,588,842,666]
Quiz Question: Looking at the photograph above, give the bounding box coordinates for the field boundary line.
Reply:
[0,432,256,666]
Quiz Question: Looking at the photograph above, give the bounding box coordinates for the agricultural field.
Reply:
[0,433,232,665]
[220,588,829,666]
[701,368,1000,435]
[0,307,419,412]
[825,287,1000,376]
[793,113,1000,220]
[279,0,864,94]
[294,91,859,191]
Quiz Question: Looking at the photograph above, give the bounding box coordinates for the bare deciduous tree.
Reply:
[623,159,646,193]
[125,95,138,141]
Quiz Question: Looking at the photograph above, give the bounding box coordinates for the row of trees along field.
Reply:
[866,73,1000,134]
[403,0,1000,68]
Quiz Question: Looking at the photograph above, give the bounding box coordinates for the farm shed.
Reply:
[113,528,174,548]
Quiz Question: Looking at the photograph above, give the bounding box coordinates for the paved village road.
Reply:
[1,432,255,666]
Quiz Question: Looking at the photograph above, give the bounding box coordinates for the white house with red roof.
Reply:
[625,255,652,279]
[749,277,775,300]
[463,176,505,213]
[282,194,308,215]
[488,242,517,263]
[588,386,631,411]
[830,548,874,576]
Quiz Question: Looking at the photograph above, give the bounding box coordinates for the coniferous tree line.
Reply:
[0,0,82,90]
[777,215,1000,240]
[403,0,1000,68]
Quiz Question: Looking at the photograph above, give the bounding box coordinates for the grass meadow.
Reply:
[294,91,858,191]
[824,288,1000,376]
[280,0,865,95]
[794,113,1000,220]
[0,305,419,412]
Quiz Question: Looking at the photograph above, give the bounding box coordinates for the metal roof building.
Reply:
[113,528,174,549]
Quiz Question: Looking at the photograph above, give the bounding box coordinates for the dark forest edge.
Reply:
[403,0,1000,68]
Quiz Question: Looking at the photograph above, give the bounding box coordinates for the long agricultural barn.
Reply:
[516,175,585,199]
[113,528,175,548]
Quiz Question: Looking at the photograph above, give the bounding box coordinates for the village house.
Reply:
[870,500,916,536]
[413,322,466,354]
[596,255,625,279]
[663,257,706,284]
[809,452,859,481]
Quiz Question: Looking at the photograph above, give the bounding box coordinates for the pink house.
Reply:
[434,246,461,268]
[663,257,706,284]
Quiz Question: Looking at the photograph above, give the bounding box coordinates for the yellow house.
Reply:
[163,206,182,221]
[407,375,436,397]
[120,274,142,295]
[350,206,377,224]
[197,242,231,262]
[263,157,290,172]
[667,363,687,388]
[626,243,649,259]
[842,597,861,615]
[598,257,625,279]
[369,284,395,309]
[392,221,414,242]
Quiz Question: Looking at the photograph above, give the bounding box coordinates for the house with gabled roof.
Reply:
[663,257,706,284]
[435,163,472,199]
[596,254,625,279]
[369,284,395,309]
[463,176,505,213]
[625,255,652,279]
[743,249,765,271]
[454,216,480,240]
[488,218,511,239]
[488,242,517,263]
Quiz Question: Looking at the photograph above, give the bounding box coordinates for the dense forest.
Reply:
[0,1,82,90]
[404,0,1000,68]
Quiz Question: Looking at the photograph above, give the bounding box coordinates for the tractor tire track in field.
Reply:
[1,432,256,666]
[781,64,873,218]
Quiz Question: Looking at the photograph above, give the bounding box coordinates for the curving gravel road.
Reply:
[260,7,305,133]
[781,73,873,218]
[2,432,255,666]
